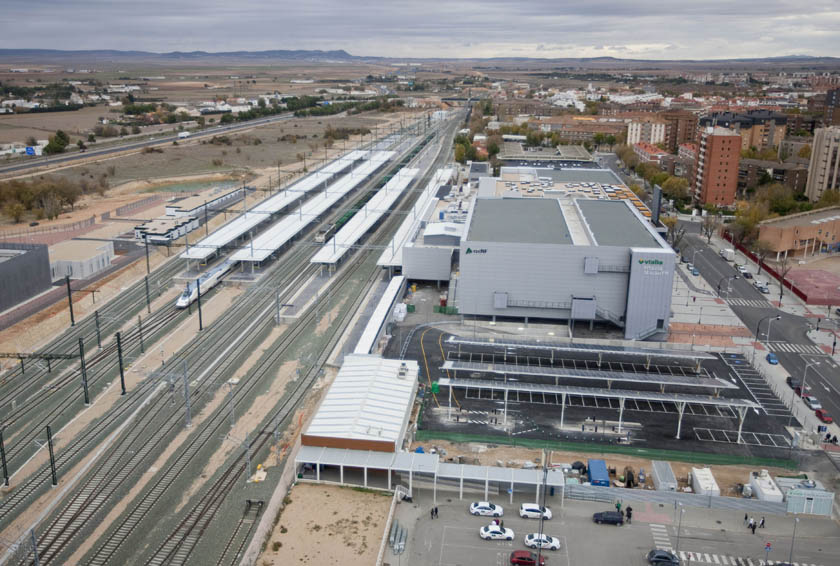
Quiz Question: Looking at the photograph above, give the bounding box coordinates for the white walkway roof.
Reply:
[311,168,419,264]
[295,446,566,487]
[303,354,418,448]
[180,150,368,260]
[378,168,453,267]
[231,151,394,262]
[354,276,405,355]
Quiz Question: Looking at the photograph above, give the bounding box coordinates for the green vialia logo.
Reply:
[638,258,663,265]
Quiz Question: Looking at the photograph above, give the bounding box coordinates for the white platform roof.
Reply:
[304,354,418,447]
[354,276,405,355]
[180,150,368,260]
[231,151,394,262]
[312,168,419,264]
[378,168,453,267]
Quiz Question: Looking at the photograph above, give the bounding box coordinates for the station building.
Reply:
[456,195,674,340]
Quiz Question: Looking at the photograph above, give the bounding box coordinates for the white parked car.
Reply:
[469,501,503,517]
[479,524,514,540]
[803,395,822,410]
[519,503,553,520]
[524,533,561,550]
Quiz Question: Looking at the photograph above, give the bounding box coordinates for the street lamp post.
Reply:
[788,517,799,564]
[717,275,739,298]
[752,314,781,362]
[801,360,821,400]
[691,248,703,265]
[675,506,685,555]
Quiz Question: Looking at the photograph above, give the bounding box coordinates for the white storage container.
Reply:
[691,467,720,497]
[651,460,677,492]
[749,470,784,502]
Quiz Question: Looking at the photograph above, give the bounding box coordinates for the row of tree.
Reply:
[1,176,106,223]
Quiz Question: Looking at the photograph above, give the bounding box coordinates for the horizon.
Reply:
[2,1,839,61]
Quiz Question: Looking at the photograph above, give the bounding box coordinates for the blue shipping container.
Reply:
[588,459,610,487]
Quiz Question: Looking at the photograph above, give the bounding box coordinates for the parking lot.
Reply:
[390,489,838,566]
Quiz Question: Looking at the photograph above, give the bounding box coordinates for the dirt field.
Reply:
[409,440,793,498]
[259,483,391,566]
[0,105,107,144]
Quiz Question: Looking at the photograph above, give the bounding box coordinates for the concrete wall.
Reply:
[0,243,51,312]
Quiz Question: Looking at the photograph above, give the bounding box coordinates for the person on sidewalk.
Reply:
[434,506,439,518]
[751,522,757,535]
[430,508,435,520]
[625,506,633,524]
[743,513,748,525]
[759,516,765,528]
[748,517,755,530]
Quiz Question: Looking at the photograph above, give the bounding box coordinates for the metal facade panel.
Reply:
[571,297,596,319]
[403,246,453,281]
[625,248,676,339]
[458,240,630,320]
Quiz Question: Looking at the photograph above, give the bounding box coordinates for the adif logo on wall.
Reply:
[465,247,487,255]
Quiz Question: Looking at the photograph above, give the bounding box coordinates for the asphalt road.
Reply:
[679,228,840,421]
[0,112,295,175]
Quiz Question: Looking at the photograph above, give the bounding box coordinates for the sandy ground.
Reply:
[0,105,107,144]
[408,440,793,498]
[773,255,840,275]
[259,483,391,566]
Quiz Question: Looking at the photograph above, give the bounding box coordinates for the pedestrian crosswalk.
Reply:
[726,298,775,308]
[675,550,822,565]
[650,523,672,550]
[762,342,825,354]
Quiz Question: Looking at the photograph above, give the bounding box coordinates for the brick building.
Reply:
[693,126,741,206]
[633,142,669,164]
[738,159,808,194]
[660,109,699,153]
[758,206,840,259]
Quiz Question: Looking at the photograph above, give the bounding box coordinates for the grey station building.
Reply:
[456,196,675,340]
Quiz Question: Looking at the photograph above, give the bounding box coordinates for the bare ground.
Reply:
[258,483,391,566]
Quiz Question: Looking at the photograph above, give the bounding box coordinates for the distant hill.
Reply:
[0,49,838,71]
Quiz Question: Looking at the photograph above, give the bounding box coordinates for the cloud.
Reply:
[0,0,838,60]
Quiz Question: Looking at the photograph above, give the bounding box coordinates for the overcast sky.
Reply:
[2,0,839,60]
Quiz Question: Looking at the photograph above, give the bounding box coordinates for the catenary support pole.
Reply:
[144,234,150,274]
[30,529,39,566]
[78,338,89,405]
[0,429,9,486]
[46,425,57,486]
[145,275,151,314]
[196,278,203,331]
[138,315,144,353]
[116,332,126,395]
[94,310,101,349]
[65,276,75,327]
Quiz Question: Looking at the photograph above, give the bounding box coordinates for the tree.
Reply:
[751,240,773,276]
[661,176,689,200]
[776,255,794,304]
[54,130,69,147]
[25,136,37,147]
[454,144,466,164]
[797,145,811,159]
[131,125,141,134]
[816,189,840,209]
[88,133,96,143]
[701,214,720,244]
[4,201,25,223]
[661,215,679,244]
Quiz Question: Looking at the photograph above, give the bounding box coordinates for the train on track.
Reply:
[175,260,234,308]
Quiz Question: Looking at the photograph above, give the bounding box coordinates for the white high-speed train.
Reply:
[175,260,234,309]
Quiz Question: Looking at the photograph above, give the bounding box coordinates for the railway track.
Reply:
[0,257,183,406]
[5,126,433,566]
[214,501,262,566]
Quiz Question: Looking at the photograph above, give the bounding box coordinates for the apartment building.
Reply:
[698,110,788,151]
[660,109,699,153]
[633,142,669,164]
[627,118,667,145]
[693,127,741,206]
[805,126,840,201]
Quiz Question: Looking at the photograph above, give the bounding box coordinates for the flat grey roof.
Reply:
[576,199,661,248]
[467,198,572,245]
[542,169,621,184]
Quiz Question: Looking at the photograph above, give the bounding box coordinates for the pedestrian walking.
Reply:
[748,517,755,531]
[743,513,748,525]
[759,516,765,529]
[430,508,435,520]
[751,523,757,535]
[625,506,633,524]
[615,501,622,513]
[434,506,439,518]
